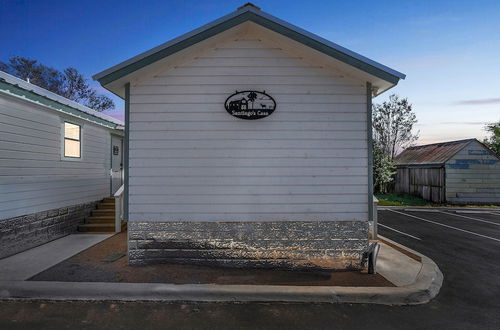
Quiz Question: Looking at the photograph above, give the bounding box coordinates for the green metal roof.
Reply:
[0,71,123,130]
[93,4,405,88]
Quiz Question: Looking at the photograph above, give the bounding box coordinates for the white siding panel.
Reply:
[129,185,367,195]
[131,84,365,95]
[129,37,368,221]
[130,121,366,131]
[129,103,366,113]
[129,111,366,122]
[130,148,367,159]
[0,95,113,219]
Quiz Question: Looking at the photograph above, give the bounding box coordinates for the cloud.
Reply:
[102,109,124,121]
[438,121,488,125]
[454,98,500,105]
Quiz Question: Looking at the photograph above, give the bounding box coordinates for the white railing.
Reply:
[114,184,124,233]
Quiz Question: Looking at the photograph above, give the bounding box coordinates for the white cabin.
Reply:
[0,71,124,258]
[94,3,405,270]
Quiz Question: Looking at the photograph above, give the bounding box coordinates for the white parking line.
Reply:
[456,210,495,214]
[440,211,500,227]
[388,209,500,243]
[403,208,440,213]
[378,223,422,241]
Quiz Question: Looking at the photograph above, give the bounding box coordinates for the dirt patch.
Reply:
[29,232,394,287]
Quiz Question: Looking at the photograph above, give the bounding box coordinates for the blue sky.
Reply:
[1,0,499,144]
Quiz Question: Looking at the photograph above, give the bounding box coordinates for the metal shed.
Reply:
[394,139,500,204]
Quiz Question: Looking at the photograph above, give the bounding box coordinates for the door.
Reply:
[111,135,123,195]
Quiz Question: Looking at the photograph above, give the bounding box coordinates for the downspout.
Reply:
[366,82,375,238]
[124,83,130,222]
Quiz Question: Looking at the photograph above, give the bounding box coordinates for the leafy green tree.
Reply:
[372,94,419,160]
[371,94,418,193]
[373,144,396,193]
[482,120,500,155]
[0,56,114,112]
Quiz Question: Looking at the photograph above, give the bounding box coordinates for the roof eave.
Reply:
[0,71,124,129]
[93,6,405,94]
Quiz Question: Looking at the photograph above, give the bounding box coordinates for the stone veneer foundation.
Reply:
[128,221,369,270]
[0,201,98,259]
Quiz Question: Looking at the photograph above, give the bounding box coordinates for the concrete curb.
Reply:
[0,238,443,305]
[378,205,500,212]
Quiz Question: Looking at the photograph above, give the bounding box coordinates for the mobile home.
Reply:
[94,3,405,270]
[0,71,124,259]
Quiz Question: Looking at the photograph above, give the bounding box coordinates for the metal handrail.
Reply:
[114,184,124,232]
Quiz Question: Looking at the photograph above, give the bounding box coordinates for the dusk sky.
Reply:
[1,0,499,145]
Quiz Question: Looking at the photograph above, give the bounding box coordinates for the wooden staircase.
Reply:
[78,197,126,233]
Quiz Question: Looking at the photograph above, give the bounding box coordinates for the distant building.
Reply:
[0,71,124,259]
[394,139,500,204]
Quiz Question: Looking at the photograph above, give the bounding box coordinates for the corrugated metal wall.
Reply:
[445,140,500,204]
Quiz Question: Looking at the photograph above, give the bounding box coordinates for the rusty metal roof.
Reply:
[394,139,476,166]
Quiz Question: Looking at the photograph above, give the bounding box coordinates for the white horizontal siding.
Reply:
[0,94,113,219]
[129,37,368,221]
[445,140,500,204]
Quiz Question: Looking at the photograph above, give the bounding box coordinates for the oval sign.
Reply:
[224,91,276,120]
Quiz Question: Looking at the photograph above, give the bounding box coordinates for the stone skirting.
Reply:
[0,202,98,259]
[128,221,369,270]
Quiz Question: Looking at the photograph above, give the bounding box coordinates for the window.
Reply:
[63,122,81,158]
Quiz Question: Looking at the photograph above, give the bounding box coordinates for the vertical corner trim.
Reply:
[366,82,373,222]
[124,83,130,222]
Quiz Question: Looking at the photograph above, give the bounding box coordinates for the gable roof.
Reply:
[93,3,405,97]
[394,139,499,166]
[0,70,124,130]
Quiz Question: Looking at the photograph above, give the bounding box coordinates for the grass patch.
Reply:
[375,193,429,206]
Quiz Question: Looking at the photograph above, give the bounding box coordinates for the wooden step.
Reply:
[85,216,115,224]
[102,197,115,203]
[92,209,114,216]
[78,223,115,233]
[97,203,115,209]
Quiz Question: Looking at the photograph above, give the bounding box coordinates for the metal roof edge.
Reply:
[404,138,476,151]
[394,162,445,166]
[92,7,248,81]
[393,138,500,165]
[0,71,124,128]
[93,5,405,87]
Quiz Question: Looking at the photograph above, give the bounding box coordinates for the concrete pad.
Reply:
[377,243,422,286]
[0,234,111,281]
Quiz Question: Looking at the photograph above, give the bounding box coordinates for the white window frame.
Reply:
[61,119,83,161]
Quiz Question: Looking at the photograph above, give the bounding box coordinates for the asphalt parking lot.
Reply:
[1,207,499,329]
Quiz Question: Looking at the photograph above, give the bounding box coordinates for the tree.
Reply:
[247,92,257,109]
[0,56,114,112]
[372,94,419,160]
[482,120,500,155]
[373,144,396,194]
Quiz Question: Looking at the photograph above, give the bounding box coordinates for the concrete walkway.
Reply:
[0,235,442,305]
[0,234,111,281]
[377,243,421,286]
